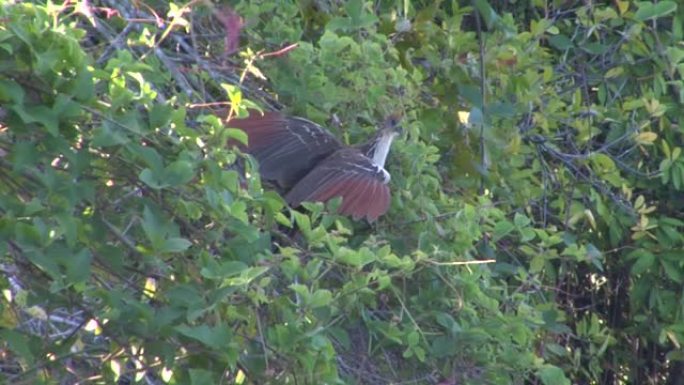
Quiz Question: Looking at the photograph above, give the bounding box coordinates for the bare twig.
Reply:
[472,3,488,195]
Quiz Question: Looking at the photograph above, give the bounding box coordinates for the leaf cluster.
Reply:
[1,1,683,385]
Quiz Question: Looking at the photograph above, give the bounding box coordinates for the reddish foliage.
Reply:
[96,7,120,19]
[215,6,243,55]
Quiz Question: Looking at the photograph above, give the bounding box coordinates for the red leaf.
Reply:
[215,6,243,56]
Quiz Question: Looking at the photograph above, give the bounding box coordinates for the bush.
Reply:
[1,1,683,384]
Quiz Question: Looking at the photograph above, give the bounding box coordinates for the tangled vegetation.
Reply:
[1,0,683,384]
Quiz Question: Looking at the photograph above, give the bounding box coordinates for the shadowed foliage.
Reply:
[1,1,683,384]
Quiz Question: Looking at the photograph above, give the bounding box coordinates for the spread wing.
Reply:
[228,110,343,188]
[285,148,391,222]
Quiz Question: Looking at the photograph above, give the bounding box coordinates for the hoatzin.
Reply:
[228,110,401,221]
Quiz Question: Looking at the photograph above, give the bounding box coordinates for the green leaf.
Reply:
[530,255,546,273]
[69,69,95,101]
[309,289,333,308]
[131,144,164,171]
[163,160,195,187]
[290,283,309,297]
[149,103,173,130]
[189,369,214,385]
[175,324,232,350]
[435,313,460,335]
[631,250,655,274]
[51,94,81,120]
[141,205,166,248]
[661,259,683,283]
[413,346,426,361]
[328,327,350,350]
[139,168,164,189]
[635,132,658,145]
[548,34,574,50]
[520,228,536,242]
[0,78,25,103]
[345,0,363,21]
[431,336,458,357]
[634,1,677,21]
[327,0,378,31]
[336,247,376,268]
[537,365,570,385]
[514,212,531,228]
[200,261,248,279]
[221,84,242,110]
[0,330,34,364]
[590,153,616,173]
[222,266,270,287]
[493,220,515,241]
[473,0,499,29]
[293,211,312,238]
[10,141,39,169]
[66,248,93,283]
[161,237,192,253]
[92,121,130,147]
[327,17,354,32]
[605,66,624,79]
[140,160,195,189]
[582,43,608,55]
[226,128,248,146]
[14,221,44,248]
[407,331,420,346]
[13,104,59,135]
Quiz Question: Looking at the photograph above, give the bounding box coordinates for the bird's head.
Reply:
[380,112,403,138]
[359,112,403,168]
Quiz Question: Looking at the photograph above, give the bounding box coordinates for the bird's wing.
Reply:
[228,110,343,188]
[285,148,391,222]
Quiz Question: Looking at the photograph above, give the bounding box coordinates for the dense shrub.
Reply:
[1,1,682,384]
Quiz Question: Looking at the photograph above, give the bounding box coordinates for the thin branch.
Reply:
[426,259,496,266]
[473,3,488,195]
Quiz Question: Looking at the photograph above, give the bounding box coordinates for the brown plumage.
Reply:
[228,110,400,222]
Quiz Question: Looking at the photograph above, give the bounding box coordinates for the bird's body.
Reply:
[228,110,400,221]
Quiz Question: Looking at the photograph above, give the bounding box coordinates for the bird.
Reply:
[227,110,401,221]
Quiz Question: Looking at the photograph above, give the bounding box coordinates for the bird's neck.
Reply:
[361,131,397,168]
